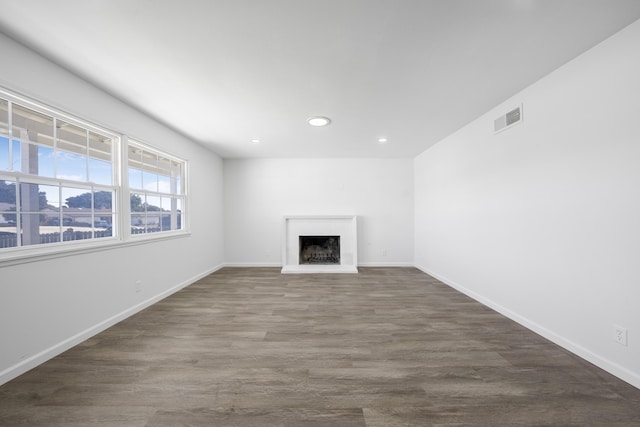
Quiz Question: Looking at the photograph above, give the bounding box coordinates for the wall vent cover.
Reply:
[494,105,523,133]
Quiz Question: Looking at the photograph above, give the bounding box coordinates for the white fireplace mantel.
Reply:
[281,215,358,274]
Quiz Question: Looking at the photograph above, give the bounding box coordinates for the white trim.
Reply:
[358,262,415,267]
[0,262,224,386]
[224,262,281,268]
[415,264,640,390]
[0,230,190,268]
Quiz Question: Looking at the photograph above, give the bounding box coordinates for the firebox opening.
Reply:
[299,235,340,265]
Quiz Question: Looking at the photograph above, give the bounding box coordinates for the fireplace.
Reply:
[281,215,357,274]
[299,236,340,265]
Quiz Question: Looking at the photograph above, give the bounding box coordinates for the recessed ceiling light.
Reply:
[378,137,388,144]
[251,139,260,144]
[308,116,331,127]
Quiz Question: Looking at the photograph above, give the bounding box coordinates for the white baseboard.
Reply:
[0,263,225,386]
[358,262,415,267]
[223,262,281,267]
[414,264,640,390]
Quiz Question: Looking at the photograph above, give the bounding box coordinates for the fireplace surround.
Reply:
[281,215,357,273]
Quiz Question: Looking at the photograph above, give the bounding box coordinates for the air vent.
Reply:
[494,105,523,133]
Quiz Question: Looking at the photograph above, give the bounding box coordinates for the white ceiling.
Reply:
[1,1,640,159]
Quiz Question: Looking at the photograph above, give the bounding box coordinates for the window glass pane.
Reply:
[88,132,112,185]
[96,217,113,238]
[160,196,171,211]
[12,105,54,176]
[17,142,38,174]
[88,157,112,185]
[128,146,142,168]
[0,99,8,137]
[38,145,55,177]
[88,132,112,161]
[56,151,87,182]
[94,190,113,211]
[129,167,143,190]
[19,213,46,246]
[62,187,92,210]
[130,214,146,233]
[141,150,159,192]
[142,150,157,169]
[0,181,17,240]
[0,228,17,248]
[146,195,161,212]
[61,214,94,241]
[94,215,112,229]
[18,183,48,213]
[0,100,8,171]
[160,213,171,231]
[0,136,8,171]
[11,139,20,171]
[56,121,86,154]
[176,212,182,230]
[12,104,54,148]
[175,175,182,195]
[56,121,87,181]
[39,226,61,245]
[0,179,16,205]
[130,192,144,213]
[158,172,170,194]
[143,171,158,192]
[39,184,59,209]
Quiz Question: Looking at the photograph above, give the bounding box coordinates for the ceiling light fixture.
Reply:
[308,116,331,127]
[378,137,388,144]
[251,139,260,144]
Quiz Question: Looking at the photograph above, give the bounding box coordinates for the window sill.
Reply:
[0,230,191,268]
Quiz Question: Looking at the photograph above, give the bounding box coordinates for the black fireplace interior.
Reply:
[299,235,340,265]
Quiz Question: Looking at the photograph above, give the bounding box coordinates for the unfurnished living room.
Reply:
[1,1,640,426]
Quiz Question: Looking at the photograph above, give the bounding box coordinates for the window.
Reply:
[127,141,185,235]
[0,87,189,260]
[0,94,117,250]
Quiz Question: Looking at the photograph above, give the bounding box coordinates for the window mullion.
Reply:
[15,177,22,247]
[7,101,13,172]
[120,136,131,240]
[57,185,63,240]
[53,117,58,178]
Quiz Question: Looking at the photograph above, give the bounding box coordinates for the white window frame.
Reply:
[0,87,190,267]
[124,138,188,239]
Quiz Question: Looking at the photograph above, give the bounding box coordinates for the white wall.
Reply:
[224,158,414,266]
[0,34,225,384]
[414,19,640,388]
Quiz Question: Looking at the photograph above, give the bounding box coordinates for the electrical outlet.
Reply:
[382,249,387,256]
[135,280,142,293]
[613,325,628,346]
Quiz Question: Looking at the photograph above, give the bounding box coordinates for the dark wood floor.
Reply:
[1,267,639,426]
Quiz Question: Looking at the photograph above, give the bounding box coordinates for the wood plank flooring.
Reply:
[1,267,639,426]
